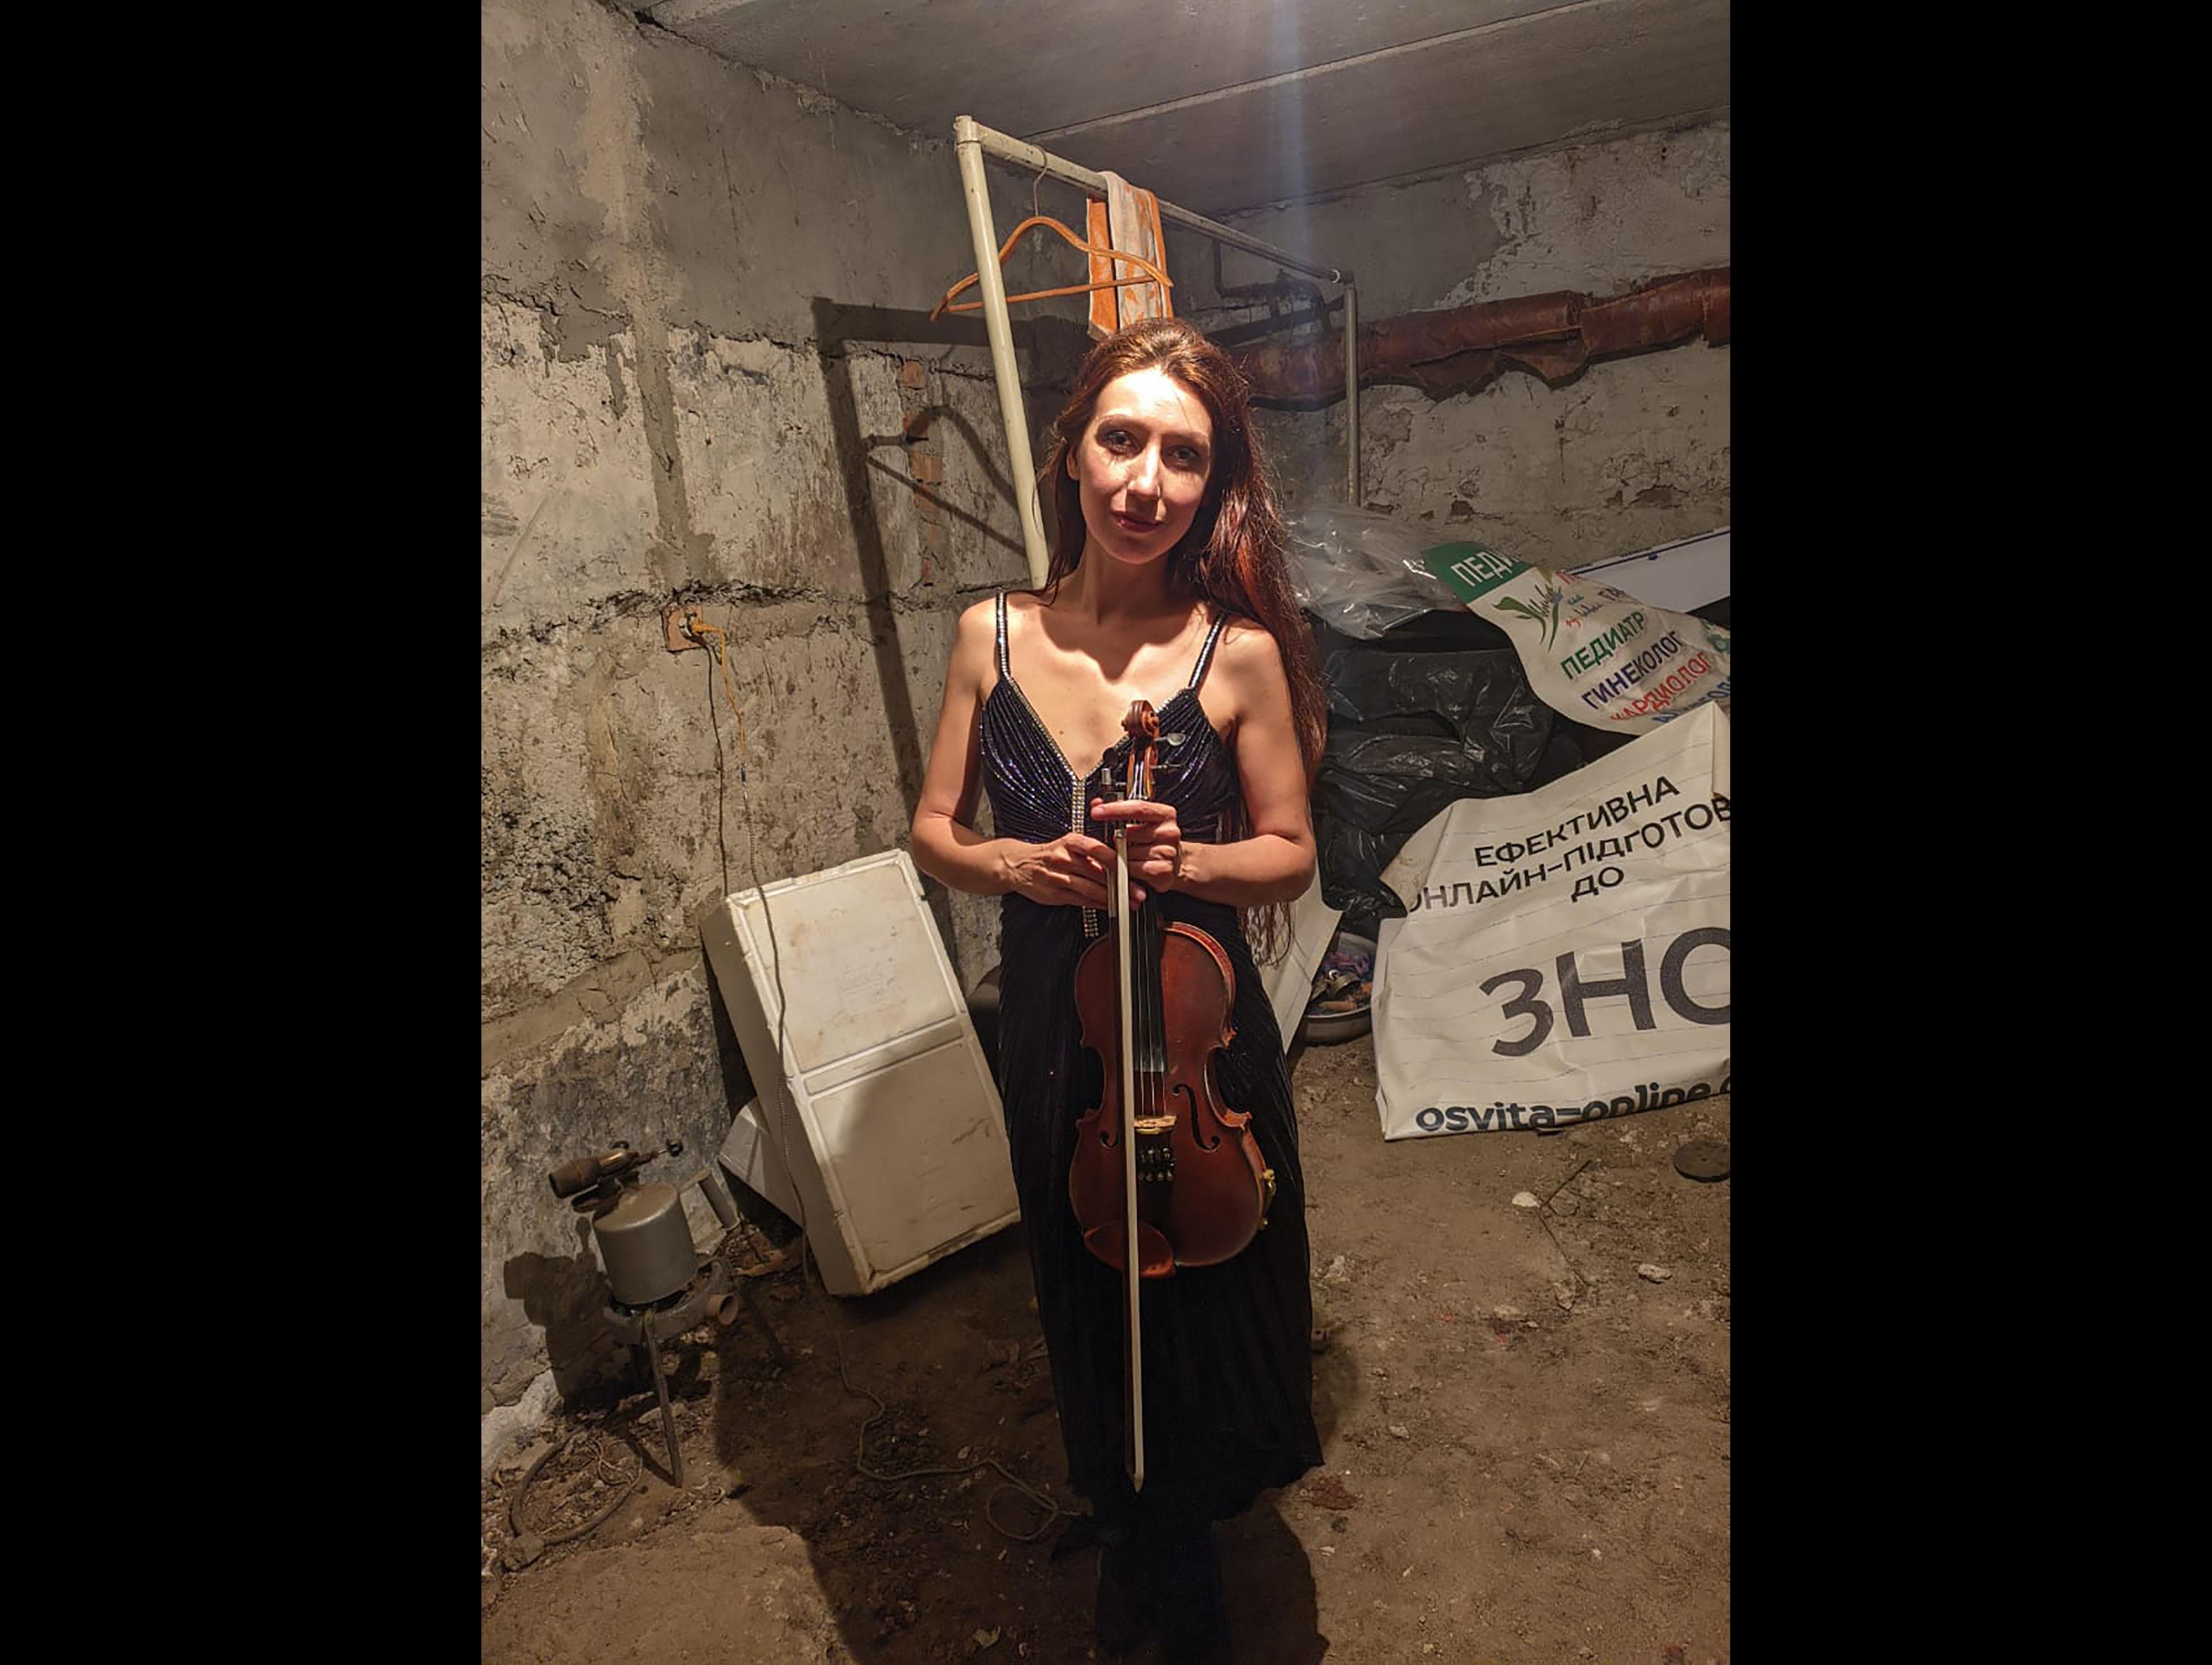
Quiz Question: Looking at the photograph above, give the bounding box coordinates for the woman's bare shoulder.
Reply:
[1213,614,1290,676]
[944,596,1006,688]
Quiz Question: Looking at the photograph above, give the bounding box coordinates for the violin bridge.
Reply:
[1131,1114,1177,1135]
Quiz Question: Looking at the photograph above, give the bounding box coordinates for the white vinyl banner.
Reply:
[1372,704,1730,1140]
[1419,540,1731,736]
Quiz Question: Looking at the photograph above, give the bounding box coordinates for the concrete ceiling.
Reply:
[645,0,1729,219]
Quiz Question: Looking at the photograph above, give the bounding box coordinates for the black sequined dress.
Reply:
[981,592,1321,1529]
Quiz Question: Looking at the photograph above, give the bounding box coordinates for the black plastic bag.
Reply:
[1308,611,1631,931]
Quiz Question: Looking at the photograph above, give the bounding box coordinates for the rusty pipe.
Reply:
[1229,266,1729,404]
[1577,267,1730,354]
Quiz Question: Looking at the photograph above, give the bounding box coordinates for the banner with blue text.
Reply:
[1420,540,1731,735]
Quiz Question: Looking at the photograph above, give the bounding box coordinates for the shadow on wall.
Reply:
[492,977,767,1413]
[493,975,769,1421]
[805,298,1091,962]
[502,1238,623,1403]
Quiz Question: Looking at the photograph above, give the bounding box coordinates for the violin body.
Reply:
[1062,696,1280,1490]
[1070,915,1273,1276]
[1066,698,1275,1282]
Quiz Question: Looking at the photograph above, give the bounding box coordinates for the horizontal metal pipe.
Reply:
[958,116,1347,287]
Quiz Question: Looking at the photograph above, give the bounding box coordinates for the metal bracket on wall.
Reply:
[663,603,707,653]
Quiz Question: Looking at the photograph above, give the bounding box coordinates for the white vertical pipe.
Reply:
[952,117,1050,588]
[1342,281,1360,507]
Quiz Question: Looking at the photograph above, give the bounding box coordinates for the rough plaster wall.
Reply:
[1191,121,1730,571]
[481,0,1075,1436]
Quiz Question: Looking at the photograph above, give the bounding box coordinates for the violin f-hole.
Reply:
[1171,1082,1217,1151]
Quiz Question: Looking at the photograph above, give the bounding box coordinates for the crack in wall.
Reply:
[482,577,992,664]
[483,590,668,654]
[483,283,1027,394]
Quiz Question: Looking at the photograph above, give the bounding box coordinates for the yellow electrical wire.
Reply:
[684,614,748,778]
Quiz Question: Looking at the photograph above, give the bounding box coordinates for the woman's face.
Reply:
[1068,367,1214,570]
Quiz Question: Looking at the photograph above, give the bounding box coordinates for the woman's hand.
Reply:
[1090,799,1183,905]
[1004,831,1118,909]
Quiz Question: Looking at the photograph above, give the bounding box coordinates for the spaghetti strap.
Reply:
[994,590,1011,681]
[1186,611,1230,690]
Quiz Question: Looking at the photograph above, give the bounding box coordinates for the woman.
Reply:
[911,317,1326,1662]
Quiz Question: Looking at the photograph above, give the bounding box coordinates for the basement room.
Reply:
[482,3,1731,1659]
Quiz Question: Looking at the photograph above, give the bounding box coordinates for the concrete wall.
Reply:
[480,0,1096,1452]
[1180,120,1731,572]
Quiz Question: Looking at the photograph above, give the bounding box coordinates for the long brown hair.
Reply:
[1034,318,1326,961]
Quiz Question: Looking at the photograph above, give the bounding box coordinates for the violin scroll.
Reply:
[1121,700,1159,801]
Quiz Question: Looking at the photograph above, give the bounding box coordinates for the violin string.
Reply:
[1136,749,1154,1121]
[1131,781,1145,1127]
[1152,751,1163,1115]
[1141,738,1159,1105]
[1125,755,1141,1123]
[1141,864,1153,1120]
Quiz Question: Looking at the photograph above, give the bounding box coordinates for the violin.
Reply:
[1068,699,1276,1489]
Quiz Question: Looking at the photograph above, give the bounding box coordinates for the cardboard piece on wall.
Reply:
[1568,528,1731,614]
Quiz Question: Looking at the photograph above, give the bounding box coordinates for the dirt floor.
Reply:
[480,1029,1730,1664]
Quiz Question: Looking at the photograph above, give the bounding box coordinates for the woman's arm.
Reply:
[910,601,1118,907]
[1095,622,1316,907]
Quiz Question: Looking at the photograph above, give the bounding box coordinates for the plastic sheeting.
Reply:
[1287,505,1467,640]
[1308,608,1629,930]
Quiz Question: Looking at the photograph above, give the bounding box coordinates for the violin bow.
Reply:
[1113,701,1152,1492]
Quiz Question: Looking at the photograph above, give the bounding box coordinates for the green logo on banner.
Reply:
[1422,541,1528,603]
